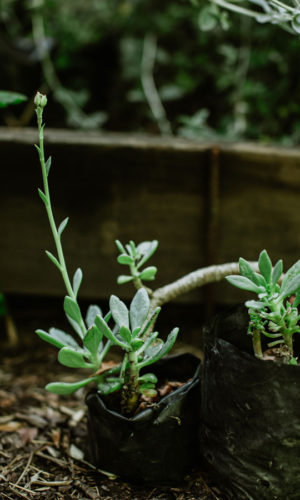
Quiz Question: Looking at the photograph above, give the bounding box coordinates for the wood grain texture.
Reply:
[1,128,300,305]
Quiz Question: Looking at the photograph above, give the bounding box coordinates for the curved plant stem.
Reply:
[149,261,259,312]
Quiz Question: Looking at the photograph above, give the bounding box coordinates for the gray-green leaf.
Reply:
[130,288,150,331]
[226,275,263,294]
[117,275,134,285]
[83,325,103,355]
[73,268,83,297]
[46,377,96,394]
[86,304,102,328]
[36,328,80,350]
[109,295,129,329]
[258,250,272,284]
[58,217,69,237]
[58,347,91,368]
[64,296,82,327]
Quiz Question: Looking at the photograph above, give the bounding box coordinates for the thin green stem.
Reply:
[36,105,86,337]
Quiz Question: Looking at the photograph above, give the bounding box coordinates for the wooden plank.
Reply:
[214,145,300,303]
[2,129,300,305]
[0,128,209,301]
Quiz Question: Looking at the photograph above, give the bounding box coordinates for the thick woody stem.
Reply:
[149,261,259,312]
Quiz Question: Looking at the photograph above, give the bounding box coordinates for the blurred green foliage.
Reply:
[1,0,300,143]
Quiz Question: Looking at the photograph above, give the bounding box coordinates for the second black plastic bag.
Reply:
[200,305,300,500]
[85,353,201,485]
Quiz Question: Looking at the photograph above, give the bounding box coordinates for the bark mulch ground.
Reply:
[0,337,226,500]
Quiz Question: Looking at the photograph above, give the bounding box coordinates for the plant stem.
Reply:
[36,105,86,337]
[252,330,263,359]
[121,351,140,416]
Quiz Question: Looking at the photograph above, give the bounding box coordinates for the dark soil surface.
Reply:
[0,305,226,500]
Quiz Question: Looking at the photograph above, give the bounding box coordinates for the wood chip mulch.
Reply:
[0,344,225,500]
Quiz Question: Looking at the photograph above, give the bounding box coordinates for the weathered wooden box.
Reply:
[1,128,300,305]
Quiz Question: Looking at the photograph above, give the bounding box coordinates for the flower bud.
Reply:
[34,92,47,108]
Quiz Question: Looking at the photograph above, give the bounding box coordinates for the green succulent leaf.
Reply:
[45,157,52,176]
[117,254,134,265]
[136,240,158,268]
[139,386,157,397]
[38,188,48,206]
[66,315,83,338]
[95,314,128,349]
[271,259,283,286]
[83,325,103,355]
[129,288,150,331]
[245,300,266,310]
[139,328,179,369]
[73,268,83,297]
[239,258,260,285]
[226,275,263,294]
[281,260,300,290]
[36,327,80,350]
[139,266,157,281]
[109,295,129,329]
[258,250,273,284]
[46,377,96,394]
[131,338,144,351]
[97,379,122,395]
[58,347,91,368]
[117,275,134,285]
[138,373,158,384]
[58,217,69,237]
[64,296,82,327]
[119,326,132,344]
[280,273,300,299]
[45,250,61,270]
[115,240,126,254]
[86,304,102,328]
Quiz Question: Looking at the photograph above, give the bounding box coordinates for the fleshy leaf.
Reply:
[73,268,83,297]
[136,241,158,268]
[86,304,102,328]
[58,347,91,368]
[280,273,300,298]
[46,377,96,394]
[45,250,61,270]
[117,254,134,265]
[115,240,126,254]
[139,266,157,281]
[58,217,69,237]
[117,275,134,285]
[38,188,48,206]
[239,258,260,285]
[226,275,263,294]
[271,259,283,287]
[119,326,132,344]
[139,328,179,368]
[129,288,150,331]
[64,296,82,326]
[83,325,103,355]
[109,295,129,329]
[36,328,80,349]
[281,260,300,290]
[138,373,158,384]
[258,250,272,284]
[95,314,128,349]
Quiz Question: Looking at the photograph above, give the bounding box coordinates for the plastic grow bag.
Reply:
[200,304,300,500]
[85,353,201,485]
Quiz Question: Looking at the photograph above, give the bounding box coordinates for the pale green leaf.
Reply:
[109,295,129,329]
[129,288,150,331]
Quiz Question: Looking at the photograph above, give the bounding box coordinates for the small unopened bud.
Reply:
[34,92,47,108]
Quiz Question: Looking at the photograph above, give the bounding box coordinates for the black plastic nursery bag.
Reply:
[85,353,200,485]
[200,305,300,500]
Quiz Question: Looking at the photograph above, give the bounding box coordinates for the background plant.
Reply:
[2,0,300,143]
[226,250,300,363]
